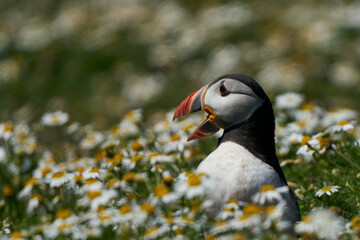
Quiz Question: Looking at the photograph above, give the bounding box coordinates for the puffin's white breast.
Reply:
[196,141,285,204]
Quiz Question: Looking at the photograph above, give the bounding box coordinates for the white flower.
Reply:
[275,92,304,110]
[327,120,354,133]
[46,172,73,188]
[315,185,340,197]
[295,210,344,239]
[150,183,179,204]
[174,172,214,199]
[80,131,104,150]
[27,194,43,213]
[0,122,14,140]
[322,108,357,127]
[41,111,69,126]
[82,167,106,179]
[251,185,288,205]
[80,189,117,210]
[144,225,170,240]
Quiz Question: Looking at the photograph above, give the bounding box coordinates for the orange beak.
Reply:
[173,86,220,141]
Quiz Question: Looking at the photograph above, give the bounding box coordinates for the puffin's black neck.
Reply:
[218,98,288,184]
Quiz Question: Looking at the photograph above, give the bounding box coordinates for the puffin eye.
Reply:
[219,83,230,96]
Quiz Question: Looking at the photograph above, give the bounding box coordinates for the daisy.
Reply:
[327,120,354,133]
[116,203,134,223]
[347,216,360,235]
[18,177,38,198]
[87,208,117,227]
[41,111,69,127]
[144,225,170,240]
[82,167,106,179]
[86,189,117,210]
[322,108,357,127]
[80,131,104,150]
[0,122,14,140]
[251,185,288,204]
[118,119,140,137]
[27,193,43,213]
[10,231,26,240]
[315,185,340,197]
[46,171,73,188]
[150,183,178,204]
[82,178,103,192]
[295,210,344,239]
[217,199,242,220]
[275,92,304,110]
[148,153,175,165]
[44,209,79,239]
[264,201,290,231]
[132,202,156,225]
[174,172,214,199]
[230,203,264,231]
[0,218,11,234]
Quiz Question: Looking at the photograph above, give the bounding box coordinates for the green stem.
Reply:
[332,147,360,171]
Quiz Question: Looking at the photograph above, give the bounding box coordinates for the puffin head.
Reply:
[173,73,270,141]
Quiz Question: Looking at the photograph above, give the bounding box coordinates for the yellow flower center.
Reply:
[321,186,332,192]
[56,209,72,219]
[183,123,195,132]
[10,231,23,238]
[266,205,276,214]
[243,204,264,216]
[131,155,143,163]
[301,136,312,146]
[141,203,155,215]
[171,134,181,141]
[350,216,360,230]
[89,167,100,173]
[31,193,43,201]
[163,176,173,182]
[41,167,52,177]
[58,223,71,232]
[123,172,136,181]
[145,226,158,236]
[302,215,313,223]
[107,178,119,187]
[4,123,14,132]
[148,152,161,158]
[99,213,111,221]
[338,120,350,126]
[301,103,314,111]
[154,184,170,197]
[259,184,276,192]
[187,174,203,186]
[52,172,66,179]
[73,175,84,182]
[3,185,14,197]
[85,178,99,185]
[131,141,143,151]
[75,167,85,174]
[119,204,131,215]
[125,111,135,119]
[88,191,102,199]
[25,177,38,186]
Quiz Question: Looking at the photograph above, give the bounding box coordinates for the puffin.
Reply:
[173,73,300,229]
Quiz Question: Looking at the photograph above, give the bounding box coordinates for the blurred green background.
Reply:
[1,0,360,128]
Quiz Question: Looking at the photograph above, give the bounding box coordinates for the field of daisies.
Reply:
[1,0,360,239]
[1,93,360,239]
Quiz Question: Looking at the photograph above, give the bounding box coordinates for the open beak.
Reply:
[173,86,220,141]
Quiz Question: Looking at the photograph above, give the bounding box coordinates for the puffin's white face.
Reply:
[173,77,264,141]
[204,78,264,129]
